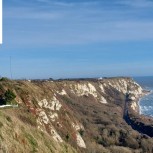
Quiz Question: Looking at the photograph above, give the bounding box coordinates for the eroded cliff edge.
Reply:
[0,77,153,153]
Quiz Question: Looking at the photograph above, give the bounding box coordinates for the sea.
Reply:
[134,76,153,117]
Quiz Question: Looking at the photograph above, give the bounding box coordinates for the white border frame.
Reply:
[0,0,2,44]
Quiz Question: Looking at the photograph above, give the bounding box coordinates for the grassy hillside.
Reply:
[0,78,152,153]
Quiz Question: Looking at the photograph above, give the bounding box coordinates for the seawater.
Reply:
[139,89,153,117]
[134,76,153,117]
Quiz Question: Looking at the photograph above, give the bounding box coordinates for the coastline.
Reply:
[138,89,153,116]
[125,87,153,137]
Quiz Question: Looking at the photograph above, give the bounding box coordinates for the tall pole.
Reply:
[10,56,12,79]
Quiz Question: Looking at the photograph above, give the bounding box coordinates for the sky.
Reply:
[0,0,153,79]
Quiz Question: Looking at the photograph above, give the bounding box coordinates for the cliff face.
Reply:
[0,77,153,153]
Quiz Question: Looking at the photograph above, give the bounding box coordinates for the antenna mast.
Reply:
[10,56,13,79]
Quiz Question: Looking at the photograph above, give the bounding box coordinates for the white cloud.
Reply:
[3,0,153,46]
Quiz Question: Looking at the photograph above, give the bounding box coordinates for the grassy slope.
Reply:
[0,108,77,153]
[0,78,153,153]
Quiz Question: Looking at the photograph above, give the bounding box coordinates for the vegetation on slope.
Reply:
[0,78,152,153]
[0,108,77,153]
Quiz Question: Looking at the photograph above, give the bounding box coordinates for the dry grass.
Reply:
[0,108,77,153]
[0,78,152,153]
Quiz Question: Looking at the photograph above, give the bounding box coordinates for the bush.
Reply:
[109,146,132,153]
[0,77,9,82]
[123,136,139,149]
[66,133,70,142]
[0,89,17,105]
[4,89,16,102]
[6,116,12,122]
[141,138,153,153]
[79,129,84,136]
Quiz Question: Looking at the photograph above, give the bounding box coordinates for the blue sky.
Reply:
[1,0,153,79]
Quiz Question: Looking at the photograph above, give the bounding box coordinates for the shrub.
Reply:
[6,116,12,122]
[109,146,132,153]
[0,77,9,82]
[141,138,153,153]
[123,136,139,149]
[4,89,16,104]
[66,133,70,142]
[79,129,84,136]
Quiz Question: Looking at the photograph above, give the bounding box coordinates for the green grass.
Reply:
[25,133,38,153]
